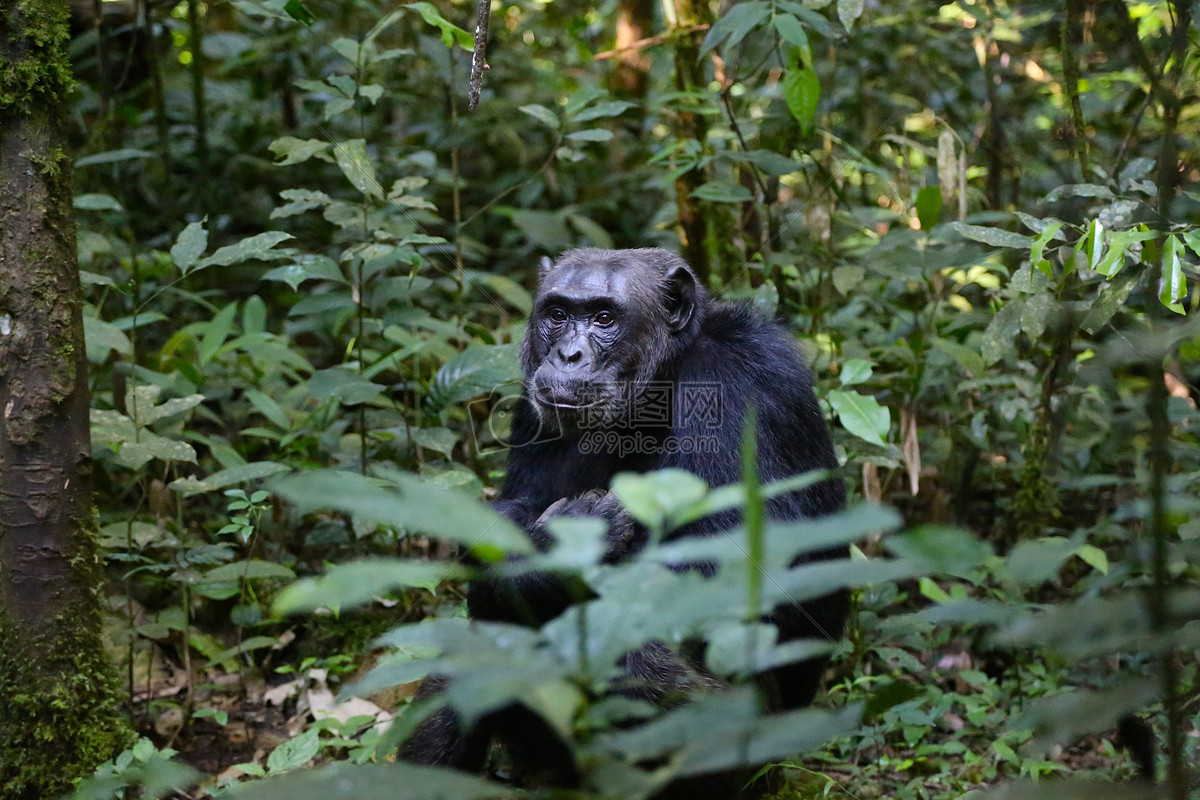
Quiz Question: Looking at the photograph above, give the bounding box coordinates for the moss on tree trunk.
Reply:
[0,0,129,795]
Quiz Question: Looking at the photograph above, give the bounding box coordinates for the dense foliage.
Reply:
[54,0,1200,798]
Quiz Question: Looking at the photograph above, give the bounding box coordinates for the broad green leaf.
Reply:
[430,344,522,405]
[838,358,873,386]
[229,762,514,799]
[202,560,296,583]
[268,136,332,166]
[782,65,820,135]
[171,221,208,273]
[1045,183,1114,201]
[1081,270,1138,333]
[271,470,532,558]
[282,0,314,25]
[262,255,345,290]
[334,139,382,198]
[245,389,290,429]
[611,469,709,532]
[886,525,992,577]
[772,15,810,61]
[196,231,293,271]
[981,299,1023,364]
[115,436,198,469]
[1160,234,1187,314]
[75,148,152,167]
[84,317,133,362]
[691,181,753,203]
[931,338,984,376]
[199,302,238,365]
[273,558,465,614]
[74,193,123,212]
[565,128,614,143]
[915,185,942,231]
[827,390,889,446]
[519,104,559,128]
[570,100,636,122]
[952,222,1032,249]
[700,2,770,54]
[265,728,320,774]
[271,188,332,218]
[170,461,291,497]
[406,1,472,49]
[837,0,864,29]
[1028,219,1064,276]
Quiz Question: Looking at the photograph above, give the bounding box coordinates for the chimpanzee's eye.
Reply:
[547,307,568,324]
[593,310,615,327]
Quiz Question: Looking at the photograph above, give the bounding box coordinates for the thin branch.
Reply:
[594,24,708,60]
[468,0,491,111]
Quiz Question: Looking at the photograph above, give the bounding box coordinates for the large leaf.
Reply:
[782,65,820,135]
[273,558,463,614]
[271,469,532,559]
[827,390,889,446]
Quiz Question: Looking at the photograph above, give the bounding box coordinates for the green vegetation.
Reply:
[33,0,1200,798]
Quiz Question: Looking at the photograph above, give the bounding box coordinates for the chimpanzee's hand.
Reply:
[532,490,642,563]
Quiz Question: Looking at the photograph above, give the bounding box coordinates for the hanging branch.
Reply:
[467,0,491,111]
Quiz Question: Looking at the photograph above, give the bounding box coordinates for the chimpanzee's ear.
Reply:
[663,264,698,334]
[537,256,555,281]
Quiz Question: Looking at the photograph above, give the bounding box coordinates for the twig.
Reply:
[594,24,709,60]
[468,0,491,111]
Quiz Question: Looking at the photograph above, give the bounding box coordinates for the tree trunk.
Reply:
[669,0,714,284]
[0,0,128,795]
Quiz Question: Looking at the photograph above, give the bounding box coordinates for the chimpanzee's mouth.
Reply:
[532,382,608,410]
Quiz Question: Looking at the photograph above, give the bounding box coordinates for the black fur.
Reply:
[402,248,847,794]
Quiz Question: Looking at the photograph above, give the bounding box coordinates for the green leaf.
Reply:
[75,148,152,167]
[282,0,314,25]
[827,390,889,446]
[700,2,770,54]
[170,462,291,497]
[1029,219,1064,275]
[406,1,473,49]
[931,338,984,377]
[202,561,296,583]
[782,65,820,135]
[265,729,320,774]
[837,0,864,29]
[570,100,636,122]
[273,558,464,614]
[981,300,1023,364]
[772,15,810,61]
[915,185,942,232]
[268,136,333,166]
[74,193,123,212]
[565,128,614,143]
[690,181,753,203]
[838,358,873,386]
[228,762,514,799]
[1160,234,1187,314]
[334,139,382,198]
[84,317,133,362]
[952,222,1032,249]
[430,344,521,404]
[171,221,208,273]
[196,231,293,271]
[262,255,344,290]
[246,389,290,429]
[271,470,532,559]
[519,104,559,128]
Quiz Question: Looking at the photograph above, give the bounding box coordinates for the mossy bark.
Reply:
[0,0,130,795]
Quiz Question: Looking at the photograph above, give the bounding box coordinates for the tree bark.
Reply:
[670,0,714,284]
[0,0,128,794]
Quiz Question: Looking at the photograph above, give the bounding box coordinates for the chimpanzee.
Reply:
[402,248,847,792]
